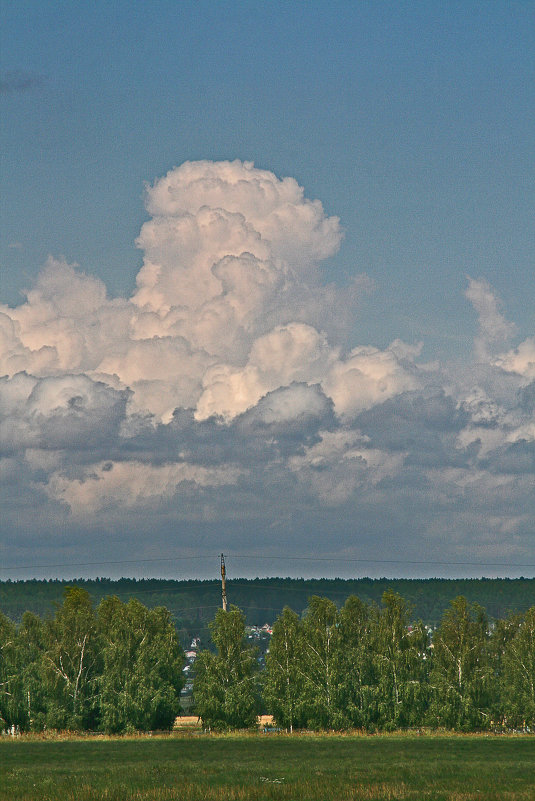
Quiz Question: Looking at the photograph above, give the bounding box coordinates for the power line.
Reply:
[1,552,534,572]
[226,553,535,570]
[0,556,206,572]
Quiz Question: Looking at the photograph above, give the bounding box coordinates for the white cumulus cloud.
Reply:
[0,160,533,571]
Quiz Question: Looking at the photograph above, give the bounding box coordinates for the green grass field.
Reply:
[1,733,534,800]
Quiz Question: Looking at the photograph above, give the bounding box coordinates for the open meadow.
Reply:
[1,732,534,801]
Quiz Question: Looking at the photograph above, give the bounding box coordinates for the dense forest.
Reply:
[1,586,534,734]
[1,577,534,648]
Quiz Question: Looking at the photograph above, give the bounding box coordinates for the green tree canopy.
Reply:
[335,595,379,730]
[501,606,535,729]
[97,596,184,733]
[194,606,259,730]
[0,611,18,730]
[264,606,305,731]
[298,596,340,729]
[373,591,429,730]
[429,595,492,730]
[40,587,101,730]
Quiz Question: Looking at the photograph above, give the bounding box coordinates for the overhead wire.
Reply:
[1,552,534,572]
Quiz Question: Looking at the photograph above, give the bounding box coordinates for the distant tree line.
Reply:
[1,576,534,632]
[1,588,534,733]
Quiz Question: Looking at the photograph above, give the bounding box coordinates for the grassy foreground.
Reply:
[1,733,534,801]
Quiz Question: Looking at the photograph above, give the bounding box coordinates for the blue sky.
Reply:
[2,1,533,355]
[0,2,534,579]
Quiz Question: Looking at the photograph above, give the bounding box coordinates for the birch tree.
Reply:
[374,590,429,730]
[429,595,492,730]
[42,587,101,730]
[15,611,48,730]
[501,606,535,729]
[0,612,18,730]
[299,596,340,729]
[335,595,379,730]
[263,606,305,731]
[194,606,259,730]
[97,596,183,732]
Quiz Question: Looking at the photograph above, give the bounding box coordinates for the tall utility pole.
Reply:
[220,553,227,611]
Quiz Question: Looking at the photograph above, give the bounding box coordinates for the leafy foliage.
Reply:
[263,606,305,731]
[97,597,183,733]
[263,592,432,732]
[0,589,183,733]
[0,611,18,730]
[429,596,492,730]
[2,586,535,733]
[40,587,101,730]
[194,606,259,730]
[501,607,535,728]
[335,595,378,730]
[374,591,430,730]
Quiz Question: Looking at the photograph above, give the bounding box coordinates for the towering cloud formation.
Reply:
[0,161,533,571]
[1,160,409,423]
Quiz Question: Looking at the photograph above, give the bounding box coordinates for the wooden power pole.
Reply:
[220,553,227,611]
